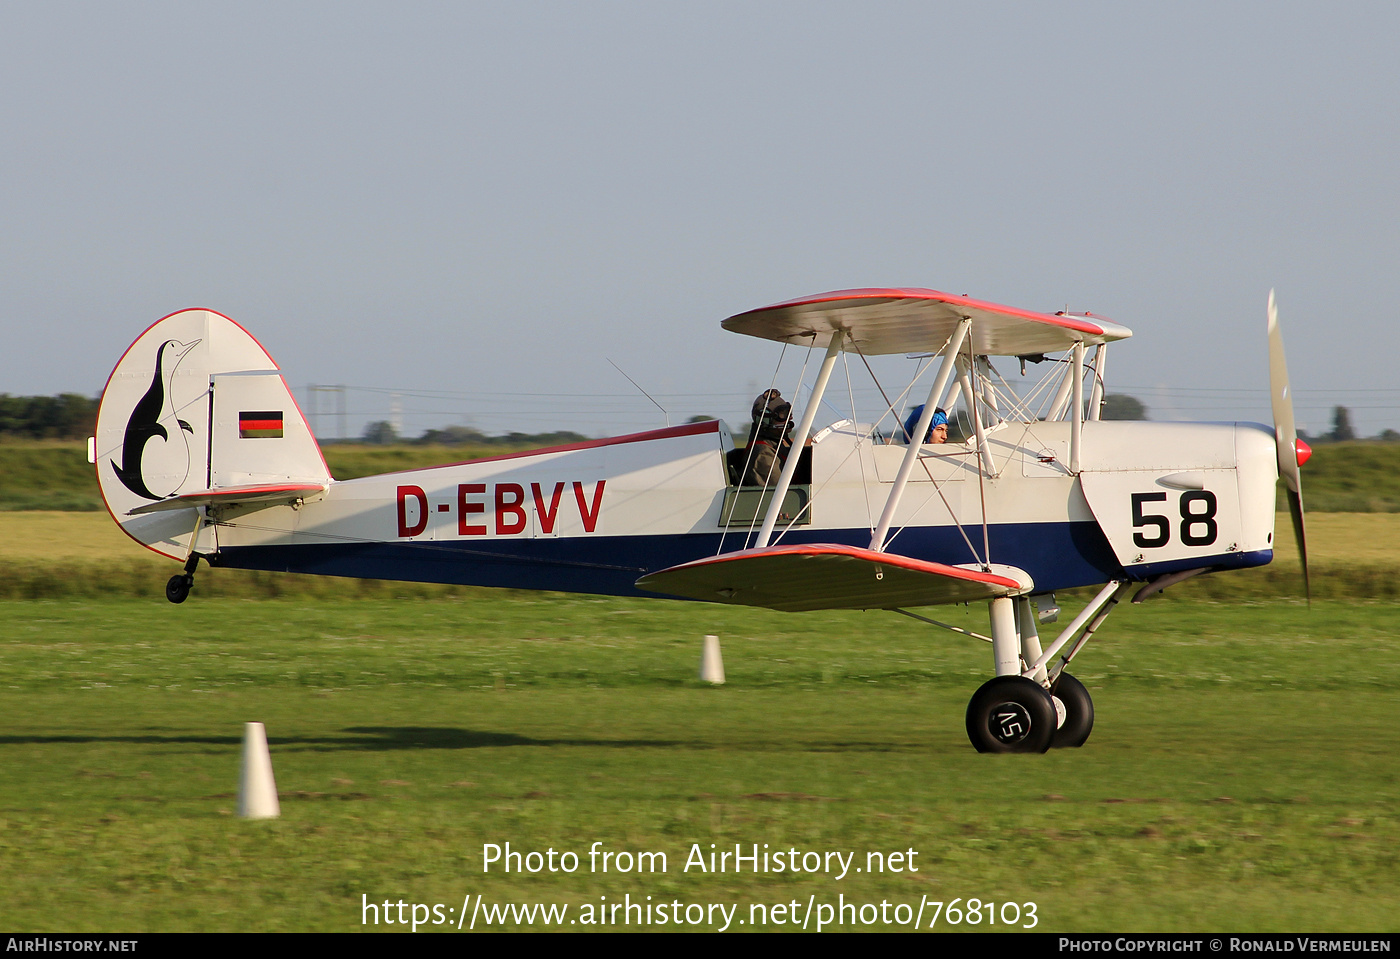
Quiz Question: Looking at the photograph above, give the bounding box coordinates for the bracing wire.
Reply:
[842,349,876,537]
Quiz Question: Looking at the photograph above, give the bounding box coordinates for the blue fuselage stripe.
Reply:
[207,520,1268,599]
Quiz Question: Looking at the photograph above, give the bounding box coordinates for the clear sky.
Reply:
[3,2,1397,439]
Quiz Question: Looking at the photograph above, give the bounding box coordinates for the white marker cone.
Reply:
[700,634,725,685]
[237,722,281,819]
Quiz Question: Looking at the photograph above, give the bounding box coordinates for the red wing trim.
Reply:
[658,543,1023,590]
[372,419,721,476]
[126,482,328,515]
[732,288,1107,337]
[181,482,326,501]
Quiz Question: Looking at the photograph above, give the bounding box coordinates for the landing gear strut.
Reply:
[893,582,1125,753]
[165,508,210,605]
[165,553,201,605]
[960,585,1126,752]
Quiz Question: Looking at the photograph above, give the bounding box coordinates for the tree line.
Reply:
[1299,406,1400,443]
[0,394,589,447]
[0,394,98,439]
[1,392,1395,445]
[1102,396,1397,442]
[360,421,589,447]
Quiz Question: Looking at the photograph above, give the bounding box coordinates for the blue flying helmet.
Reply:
[902,405,949,443]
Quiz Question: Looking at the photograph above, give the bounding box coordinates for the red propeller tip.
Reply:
[1295,438,1312,467]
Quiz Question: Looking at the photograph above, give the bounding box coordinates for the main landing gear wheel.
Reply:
[965,676,1056,754]
[165,575,192,604]
[1050,672,1094,748]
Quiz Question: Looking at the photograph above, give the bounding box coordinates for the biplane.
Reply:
[92,288,1310,752]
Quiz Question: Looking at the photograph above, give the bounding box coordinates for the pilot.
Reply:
[902,405,949,445]
[743,390,794,486]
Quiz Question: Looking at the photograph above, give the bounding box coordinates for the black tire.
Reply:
[166,575,191,604]
[1050,672,1094,748]
[965,676,1056,753]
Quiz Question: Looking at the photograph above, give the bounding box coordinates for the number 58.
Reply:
[1131,491,1218,548]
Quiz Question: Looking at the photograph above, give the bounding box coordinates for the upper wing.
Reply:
[722,287,1132,356]
[636,543,1032,612]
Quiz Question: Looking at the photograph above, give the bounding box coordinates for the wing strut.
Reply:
[957,356,996,477]
[754,334,845,548]
[963,342,993,565]
[869,317,971,551]
[1047,357,1074,420]
[1087,343,1107,421]
[1023,579,1132,680]
[1070,340,1085,473]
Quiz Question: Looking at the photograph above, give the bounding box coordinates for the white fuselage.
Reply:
[194,417,1278,599]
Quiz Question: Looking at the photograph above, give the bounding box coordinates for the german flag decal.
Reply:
[239,411,284,439]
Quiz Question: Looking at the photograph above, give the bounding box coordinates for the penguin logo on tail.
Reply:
[111,338,202,500]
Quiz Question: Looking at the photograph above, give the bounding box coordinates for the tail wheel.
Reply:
[965,676,1056,753]
[1050,672,1094,748]
[166,575,191,604]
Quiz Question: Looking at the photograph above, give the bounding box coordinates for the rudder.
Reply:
[96,309,329,559]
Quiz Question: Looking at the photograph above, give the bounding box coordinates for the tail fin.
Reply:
[96,309,330,559]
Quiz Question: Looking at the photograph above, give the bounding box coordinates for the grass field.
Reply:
[1,511,1393,603]
[1,598,1397,932]
[1,505,1397,931]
